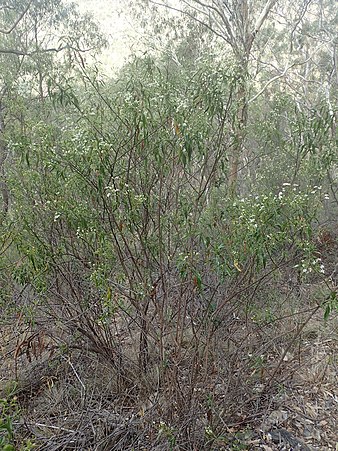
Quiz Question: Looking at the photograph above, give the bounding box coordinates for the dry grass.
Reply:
[1,276,337,450]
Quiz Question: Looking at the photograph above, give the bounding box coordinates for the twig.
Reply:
[14,421,75,433]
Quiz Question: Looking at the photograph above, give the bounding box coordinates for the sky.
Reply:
[74,0,141,72]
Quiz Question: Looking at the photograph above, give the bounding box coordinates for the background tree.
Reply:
[0,0,104,223]
[128,0,337,195]
[131,0,278,193]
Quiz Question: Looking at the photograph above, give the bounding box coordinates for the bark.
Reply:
[226,0,277,194]
[0,100,9,224]
[228,62,249,195]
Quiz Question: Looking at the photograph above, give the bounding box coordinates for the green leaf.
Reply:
[324,304,331,321]
[195,272,202,290]
[25,151,30,167]
[2,445,15,451]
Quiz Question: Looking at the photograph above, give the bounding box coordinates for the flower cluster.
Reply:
[295,257,325,275]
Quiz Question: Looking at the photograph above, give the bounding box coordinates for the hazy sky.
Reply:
[74,0,140,72]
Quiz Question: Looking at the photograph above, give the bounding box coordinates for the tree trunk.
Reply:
[228,74,248,194]
[0,100,9,224]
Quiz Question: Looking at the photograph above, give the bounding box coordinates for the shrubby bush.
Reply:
[1,55,336,449]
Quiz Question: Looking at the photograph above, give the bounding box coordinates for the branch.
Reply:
[248,0,278,48]
[0,47,64,56]
[254,0,278,35]
[290,0,313,50]
[191,0,236,46]
[248,67,290,104]
[0,44,94,56]
[181,0,230,41]
[0,1,32,35]
[248,53,319,104]
[149,0,232,45]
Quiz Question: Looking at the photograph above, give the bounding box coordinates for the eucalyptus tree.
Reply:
[129,0,337,195]
[131,0,278,193]
[0,0,104,223]
[244,0,337,196]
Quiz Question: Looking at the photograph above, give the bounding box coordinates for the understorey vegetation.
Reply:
[0,0,337,450]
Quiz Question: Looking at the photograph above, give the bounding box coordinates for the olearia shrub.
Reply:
[5,55,329,388]
[197,184,322,281]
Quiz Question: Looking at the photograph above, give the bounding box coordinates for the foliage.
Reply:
[323,289,338,321]
[246,93,337,194]
[0,392,36,450]
[0,1,337,448]
[6,55,328,370]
